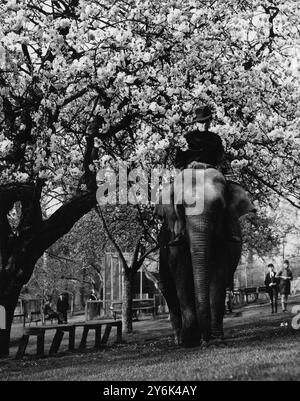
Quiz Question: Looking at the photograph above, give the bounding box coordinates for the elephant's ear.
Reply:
[227,181,256,218]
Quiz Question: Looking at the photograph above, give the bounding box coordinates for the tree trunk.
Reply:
[0,187,96,358]
[80,267,86,308]
[0,284,22,357]
[122,271,133,333]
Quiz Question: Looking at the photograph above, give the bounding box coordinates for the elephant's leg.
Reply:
[159,280,182,344]
[170,245,199,347]
[159,244,183,345]
[209,239,241,341]
[209,246,228,340]
[210,277,227,340]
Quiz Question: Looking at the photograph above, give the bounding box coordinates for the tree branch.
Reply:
[31,191,96,260]
[95,205,129,272]
[136,245,159,271]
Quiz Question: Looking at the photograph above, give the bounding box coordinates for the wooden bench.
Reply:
[29,310,43,325]
[111,298,156,320]
[15,323,75,359]
[15,320,122,359]
[242,287,259,304]
[73,320,122,350]
[30,310,64,325]
[232,289,243,305]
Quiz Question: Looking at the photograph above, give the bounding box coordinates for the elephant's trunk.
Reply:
[186,213,212,341]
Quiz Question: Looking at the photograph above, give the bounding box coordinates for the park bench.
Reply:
[29,310,43,325]
[241,287,269,304]
[15,323,75,359]
[257,286,270,302]
[13,313,26,328]
[232,289,243,305]
[241,287,259,304]
[15,320,122,359]
[73,320,122,350]
[111,298,156,320]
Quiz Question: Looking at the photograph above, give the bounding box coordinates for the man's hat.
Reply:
[192,106,213,123]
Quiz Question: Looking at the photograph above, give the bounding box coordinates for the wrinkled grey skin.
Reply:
[155,168,255,346]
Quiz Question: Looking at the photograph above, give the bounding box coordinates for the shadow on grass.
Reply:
[1,304,300,380]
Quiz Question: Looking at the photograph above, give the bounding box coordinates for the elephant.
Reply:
[155,166,255,347]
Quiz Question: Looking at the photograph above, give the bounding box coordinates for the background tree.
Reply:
[0,0,299,356]
[96,204,158,332]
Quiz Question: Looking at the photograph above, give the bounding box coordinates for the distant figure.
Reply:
[276,260,293,312]
[225,288,234,314]
[43,299,59,322]
[57,293,69,324]
[264,263,279,314]
[89,289,99,320]
[89,289,98,301]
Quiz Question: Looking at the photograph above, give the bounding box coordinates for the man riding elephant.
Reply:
[169,105,241,246]
[175,105,224,170]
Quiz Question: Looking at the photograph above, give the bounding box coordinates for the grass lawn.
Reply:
[1,296,300,381]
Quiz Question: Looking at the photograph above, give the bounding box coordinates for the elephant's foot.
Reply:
[181,327,201,348]
[174,330,182,346]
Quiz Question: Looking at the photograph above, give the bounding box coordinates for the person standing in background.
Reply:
[57,293,69,324]
[276,260,293,312]
[264,264,279,314]
[88,289,99,320]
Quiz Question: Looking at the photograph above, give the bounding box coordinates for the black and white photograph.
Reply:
[0,0,300,384]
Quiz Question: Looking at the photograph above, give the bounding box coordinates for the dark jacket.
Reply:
[264,272,278,293]
[175,130,224,168]
[276,268,293,295]
[57,295,69,313]
[89,293,97,301]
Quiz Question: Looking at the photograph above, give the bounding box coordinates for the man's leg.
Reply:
[284,295,288,312]
[281,295,286,312]
[274,290,278,313]
[57,312,63,324]
[269,291,274,313]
